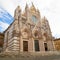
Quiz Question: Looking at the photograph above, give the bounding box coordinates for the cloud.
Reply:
[0,6,14,24]
[0,0,15,16]
[0,21,9,32]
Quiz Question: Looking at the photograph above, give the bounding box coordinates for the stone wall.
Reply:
[54,38,60,51]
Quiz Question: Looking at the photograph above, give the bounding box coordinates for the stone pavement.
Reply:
[0,51,60,60]
[0,54,60,60]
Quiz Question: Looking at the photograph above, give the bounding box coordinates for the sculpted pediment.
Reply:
[21,27,31,38]
[32,29,42,39]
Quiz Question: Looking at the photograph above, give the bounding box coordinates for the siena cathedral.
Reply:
[3,3,54,53]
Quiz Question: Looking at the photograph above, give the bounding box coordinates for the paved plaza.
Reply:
[0,52,60,60]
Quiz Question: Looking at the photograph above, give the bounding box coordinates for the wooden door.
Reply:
[23,41,28,51]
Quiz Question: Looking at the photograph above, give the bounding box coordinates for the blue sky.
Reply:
[0,6,13,32]
[0,0,60,38]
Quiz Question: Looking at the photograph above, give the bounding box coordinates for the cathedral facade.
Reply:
[3,4,54,52]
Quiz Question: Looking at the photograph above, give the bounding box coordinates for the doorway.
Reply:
[34,40,40,51]
[23,41,28,51]
[44,43,48,51]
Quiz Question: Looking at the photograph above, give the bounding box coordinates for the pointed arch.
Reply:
[33,29,39,38]
[32,29,42,39]
[21,27,31,38]
[21,27,29,33]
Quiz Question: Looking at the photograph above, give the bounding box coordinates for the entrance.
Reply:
[34,40,40,51]
[23,41,28,51]
[44,43,48,51]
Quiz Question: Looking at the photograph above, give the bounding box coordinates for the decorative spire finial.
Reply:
[25,3,28,9]
[30,2,36,11]
[17,5,21,11]
[32,2,35,8]
[14,5,21,19]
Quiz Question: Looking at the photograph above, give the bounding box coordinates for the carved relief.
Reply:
[21,28,30,39]
[33,30,42,39]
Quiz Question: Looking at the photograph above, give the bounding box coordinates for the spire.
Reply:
[16,5,21,11]
[15,5,21,13]
[25,3,28,9]
[14,5,21,20]
[44,16,47,21]
[25,3,29,18]
[37,8,40,16]
[42,16,48,23]
[30,2,36,11]
[25,3,29,12]
[32,2,34,7]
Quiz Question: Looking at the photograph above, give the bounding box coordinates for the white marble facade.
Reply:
[3,3,54,53]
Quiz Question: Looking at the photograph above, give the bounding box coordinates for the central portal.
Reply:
[34,40,40,51]
[23,41,28,51]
